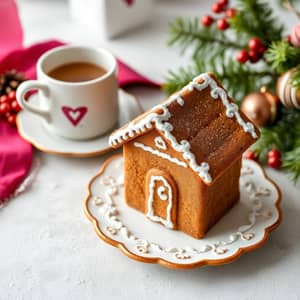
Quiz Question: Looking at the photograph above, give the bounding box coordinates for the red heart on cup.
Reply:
[62,106,87,126]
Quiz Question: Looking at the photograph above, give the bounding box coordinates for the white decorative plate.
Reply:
[84,155,281,269]
[16,90,143,157]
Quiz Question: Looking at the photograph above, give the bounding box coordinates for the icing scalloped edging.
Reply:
[84,155,282,269]
[109,73,257,184]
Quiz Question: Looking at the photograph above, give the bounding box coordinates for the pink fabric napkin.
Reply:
[0,0,23,60]
[0,1,159,203]
[0,121,33,201]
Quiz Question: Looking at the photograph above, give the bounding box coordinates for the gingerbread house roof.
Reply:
[109,73,259,184]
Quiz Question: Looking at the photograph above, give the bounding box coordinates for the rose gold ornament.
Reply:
[276,70,300,109]
[241,87,279,127]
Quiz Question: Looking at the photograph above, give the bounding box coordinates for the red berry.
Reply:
[257,45,266,55]
[217,18,229,30]
[11,100,22,112]
[236,50,249,63]
[268,156,281,169]
[212,2,224,13]
[202,15,214,27]
[248,50,261,63]
[0,102,10,115]
[267,149,281,159]
[244,150,257,161]
[217,0,229,7]
[285,35,292,44]
[7,113,16,126]
[248,37,263,52]
[8,90,16,101]
[225,8,236,18]
[0,95,9,104]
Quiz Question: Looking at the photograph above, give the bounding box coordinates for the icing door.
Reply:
[145,169,177,229]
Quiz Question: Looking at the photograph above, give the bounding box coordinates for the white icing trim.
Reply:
[154,136,167,150]
[171,94,184,106]
[157,186,168,200]
[147,175,174,229]
[109,73,258,183]
[134,142,187,168]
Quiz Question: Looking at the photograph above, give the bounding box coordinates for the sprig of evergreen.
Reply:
[252,107,300,182]
[168,17,245,59]
[165,0,300,182]
[266,41,300,73]
[166,1,282,100]
[266,41,300,90]
[282,148,300,183]
[230,0,284,44]
[163,57,276,102]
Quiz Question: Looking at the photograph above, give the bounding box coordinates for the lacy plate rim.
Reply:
[84,154,282,270]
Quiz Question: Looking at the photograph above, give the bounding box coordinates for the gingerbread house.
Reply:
[109,73,259,239]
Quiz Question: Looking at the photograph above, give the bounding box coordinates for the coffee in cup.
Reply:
[47,62,107,83]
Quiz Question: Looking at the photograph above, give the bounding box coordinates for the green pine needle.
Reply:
[266,41,300,73]
[163,57,276,103]
[167,17,245,60]
[283,148,300,183]
[252,108,300,182]
[165,0,300,182]
[230,0,283,44]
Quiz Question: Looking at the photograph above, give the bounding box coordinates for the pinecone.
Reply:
[0,70,25,96]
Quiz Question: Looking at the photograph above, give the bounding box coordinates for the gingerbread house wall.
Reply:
[123,129,204,238]
[198,158,241,237]
[123,129,241,239]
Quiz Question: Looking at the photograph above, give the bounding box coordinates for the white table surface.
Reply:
[1,1,300,299]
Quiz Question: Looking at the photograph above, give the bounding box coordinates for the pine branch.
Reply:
[252,107,300,181]
[266,40,300,73]
[253,108,300,152]
[164,0,300,182]
[163,57,276,103]
[163,66,197,97]
[230,0,283,44]
[267,42,300,90]
[283,148,300,182]
[168,17,245,59]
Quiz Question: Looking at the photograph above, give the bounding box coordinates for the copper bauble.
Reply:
[276,70,300,109]
[241,87,279,127]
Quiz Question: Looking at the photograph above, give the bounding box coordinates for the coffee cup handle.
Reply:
[16,80,51,119]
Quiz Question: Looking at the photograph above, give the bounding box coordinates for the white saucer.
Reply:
[17,90,143,157]
[84,155,282,269]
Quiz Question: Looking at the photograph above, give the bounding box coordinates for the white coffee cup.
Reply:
[16,45,119,140]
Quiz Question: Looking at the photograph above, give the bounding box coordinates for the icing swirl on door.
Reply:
[145,169,177,229]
